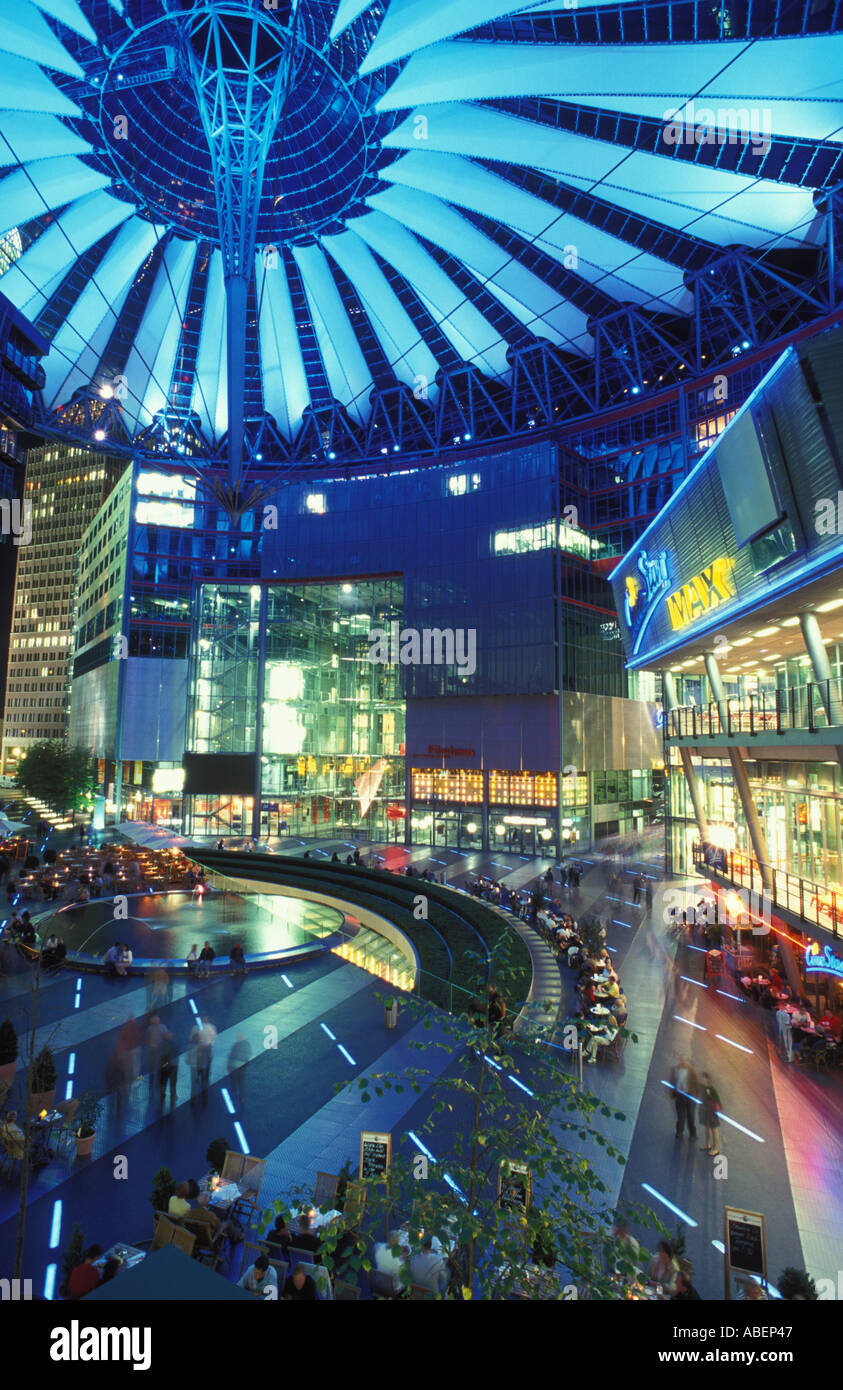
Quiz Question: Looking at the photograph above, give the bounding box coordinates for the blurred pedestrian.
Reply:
[700,1071,721,1156]
[669,1055,699,1139]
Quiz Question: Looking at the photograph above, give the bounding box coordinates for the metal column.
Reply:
[703,651,773,892]
[662,670,709,842]
[800,611,843,735]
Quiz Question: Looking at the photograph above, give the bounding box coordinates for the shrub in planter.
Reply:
[44,849,57,865]
[24,854,40,870]
[31,1045,57,1100]
[74,1091,102,1157]
[206,1137,228,1174]
[778,1267,819,1301]
[59,1222,85,1299]
[0,1018,18,1065]
[149,1165,176,1213]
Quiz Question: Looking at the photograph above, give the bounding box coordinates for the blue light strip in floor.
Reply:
[716,989,745,1003]
[686,944,706,952]
[64,1080,74,1101]
[67,1052,75,1076]
[679,975,707,988]
[234,1122,249,1154]
[281,975,293,988]
[660,1079,702,1105]
[606,895,625,903]
[674,1016,706,1031]
[49,1199,62,1250]
[641,1183,698,1227]
[320,1023,336,1041]
[444,1173,468,1203]
[221,1088,236,1115]
[337,1044,356,1066]
[612,919,632,929]
[43,1265,57,1300]
[508,1074,534,1096]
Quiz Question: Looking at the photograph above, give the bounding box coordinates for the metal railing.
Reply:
[693,841,842,939]
[667,679,843,739]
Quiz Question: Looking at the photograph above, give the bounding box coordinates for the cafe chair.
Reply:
[182,1218,224,1271]
[150,1212,179,1252]
[288,1245,317,1268]
[311,1263,334,1300]
[334,1280,361,1301]
[341,1180,367,1234]
[367,1269,402,1300]
[170,1225,196,1258]
[314,1171,340,1209]
[53,1099,79,1155]
[410,1284,437,1300]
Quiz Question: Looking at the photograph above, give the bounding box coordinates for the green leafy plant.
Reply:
[14,741,95,814]
[578,916,607,958]
[59,1222,85,1299]
[0,1018,18,1066]
[149,1165,176,1213]
[335,1157,354,1212]
[671,1223,687,1260]
[778,1266,819,1301]
[31,1046,57,1094]
[75,1092,102,1140]
[258,936,663,1299]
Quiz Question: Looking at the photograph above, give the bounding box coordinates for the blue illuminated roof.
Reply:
[0,0,841,457]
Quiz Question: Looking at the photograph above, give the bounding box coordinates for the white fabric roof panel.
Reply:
[255,252,312,440]
[291,241,375,423]
[0,189,133,318]
[121,235,197,434]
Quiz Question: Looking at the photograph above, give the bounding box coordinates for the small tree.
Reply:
[149,1165,176,1213]
[31,1046,57,1095]
[14,741,95,814]
[59,1221,85,1299]
[0,1018,18,1066]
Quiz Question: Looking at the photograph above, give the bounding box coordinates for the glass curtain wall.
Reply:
[260,580,405,840]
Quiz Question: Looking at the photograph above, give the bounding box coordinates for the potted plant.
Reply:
[59,1221,85,1299]
[74,1091,102,1159]
[384,996,398,1029]
[0,1018,18,1088]
[778,1267,819,1301]
[29,1045,57,1115]
[149,1165,176,1214]
[206,1136,228,1177]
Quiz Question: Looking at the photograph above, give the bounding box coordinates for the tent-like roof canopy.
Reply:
[0,0,841,464]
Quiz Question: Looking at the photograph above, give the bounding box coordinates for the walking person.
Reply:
[700,1071,721,1156]
[669,1055,700,1139]
[227,1032,251,1105]
[776,1003,793,1063]
[192,1016,217,1094]
[644,880,654,915]
[157,1041,179,1109]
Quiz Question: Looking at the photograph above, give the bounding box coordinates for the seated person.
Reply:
[264,1214,293,1257]
[819,1011,842,1041]
[238,1252,278,1297]
[671,1271,702,1301]
[103,941,121,977]
[611,993,628,1023]
[583,1013,619,1062]
[647,1240,680,1295]
[67,1245,103,1300]
[292,1212,321,1255]
[284,1263,317,1300]
[99,1256,122,1286]
[0,1110,27,1160]
[408,1237,450,1295]
[610,1217,641,1277]
[374,1231,410,1295]
[168,1181,192,1220]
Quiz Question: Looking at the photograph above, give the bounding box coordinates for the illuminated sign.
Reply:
[665,556,736,631]
[805,942,843,979]
[503,816,547,826]
[624,549,671,656]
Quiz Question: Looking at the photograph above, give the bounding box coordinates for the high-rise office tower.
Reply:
[0,443,123,776]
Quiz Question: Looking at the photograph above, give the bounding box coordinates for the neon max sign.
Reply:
[805,942,843,979]
[666,556,736,631]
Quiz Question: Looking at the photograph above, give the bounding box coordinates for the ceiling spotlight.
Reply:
[464,433,471,441]
[817,598,843,613]
[93,429,106,441]
[631,386,640,395]
[328,451,336,460]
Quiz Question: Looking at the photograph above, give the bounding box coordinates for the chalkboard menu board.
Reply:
[498,1162,531,1213]
[727,1216,764,1275]
[359,1130,391,1181]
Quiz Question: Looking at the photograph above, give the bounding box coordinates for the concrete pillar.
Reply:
[704,651,773,892]
[662,670,709,843]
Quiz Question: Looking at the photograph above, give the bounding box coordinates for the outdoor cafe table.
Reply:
[590,1005,611,1018]
[305,1207,342,1233]
[200,1176,241,1212]
[97,1242,146,1272]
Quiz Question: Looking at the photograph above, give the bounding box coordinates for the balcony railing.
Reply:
[692,841,842,939]
[668,680,843,739]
